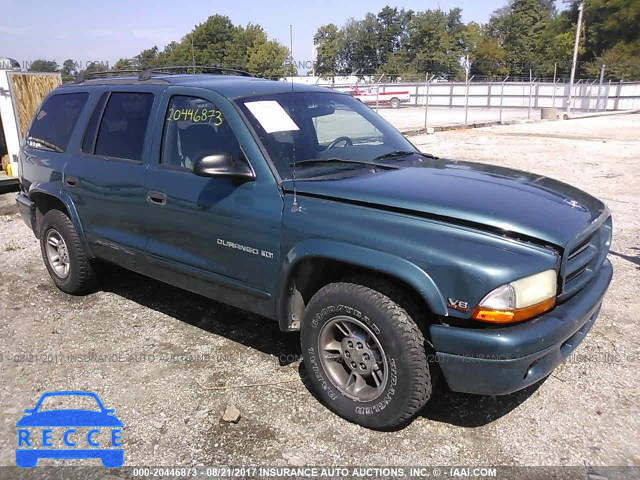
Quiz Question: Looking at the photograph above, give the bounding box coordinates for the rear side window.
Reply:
[82,92,109,153]
[94,92,154,161]
[27,93,89,152]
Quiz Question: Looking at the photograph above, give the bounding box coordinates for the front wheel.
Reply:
[301,282,431,429]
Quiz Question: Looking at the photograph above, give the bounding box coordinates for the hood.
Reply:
[285,159,608,248]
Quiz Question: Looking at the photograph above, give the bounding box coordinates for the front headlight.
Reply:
[471,270,557,324]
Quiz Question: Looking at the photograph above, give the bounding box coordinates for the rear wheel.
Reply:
[389,97,401,109]
[301,282,431,429]
[40,209,97,294]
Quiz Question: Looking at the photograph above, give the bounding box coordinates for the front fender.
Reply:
[28,183,94,258]
[276,238,448,330]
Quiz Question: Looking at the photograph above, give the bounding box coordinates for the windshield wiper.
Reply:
[290,158,401,170]
[373,150,436,162]
[26,137,64,153]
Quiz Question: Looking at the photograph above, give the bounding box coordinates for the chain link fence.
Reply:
[282,70,640,129]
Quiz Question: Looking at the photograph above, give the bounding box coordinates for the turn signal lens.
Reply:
[471,270,557,324]
[472,297,556,324]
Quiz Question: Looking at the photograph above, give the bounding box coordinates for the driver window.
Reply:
[161,95,239,169]
[313,104,383,148]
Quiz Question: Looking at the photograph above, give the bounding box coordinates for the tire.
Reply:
[39,209,97,295]
[390,97,400,109]
[301,282,431,429]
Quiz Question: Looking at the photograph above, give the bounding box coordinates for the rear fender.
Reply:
[28,183,94,258]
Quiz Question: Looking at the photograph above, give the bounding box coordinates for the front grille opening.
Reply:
[566,266,588,283]
[568,239,590,260]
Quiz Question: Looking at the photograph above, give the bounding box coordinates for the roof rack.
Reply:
[74,69,141,83]
[138,66,254,81]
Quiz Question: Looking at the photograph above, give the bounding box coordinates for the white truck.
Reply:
[349,85,411,108]
[0,58,61,188]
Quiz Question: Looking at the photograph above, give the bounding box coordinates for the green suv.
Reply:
[17,68,612,429]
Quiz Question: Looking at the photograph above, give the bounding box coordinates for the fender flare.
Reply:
[28,183,95,258]
[276,239,447,330]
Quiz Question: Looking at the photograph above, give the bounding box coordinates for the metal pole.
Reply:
[375,73,384,113]
[191,35,196,74]
[464,62,472,125]
[604,79,612,111]
[528,69,533,119]
[568,0,585,113]
[596,64,605,111]
[423,73,429,128]
[552,63,557,108]
[499,75,509,123]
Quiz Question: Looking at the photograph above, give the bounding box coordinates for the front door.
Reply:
[143,88,283,311]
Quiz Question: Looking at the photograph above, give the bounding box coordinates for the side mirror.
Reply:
[192,153,254,180]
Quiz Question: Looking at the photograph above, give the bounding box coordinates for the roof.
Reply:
[59,74,335,99]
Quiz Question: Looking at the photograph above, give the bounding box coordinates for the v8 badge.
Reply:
[447,298,469,312]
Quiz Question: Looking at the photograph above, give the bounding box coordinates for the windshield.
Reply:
[236,91,419,179]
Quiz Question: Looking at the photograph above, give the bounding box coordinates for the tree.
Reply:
[586,40,640,81]
[376,7,413,67]
[246,40,295,79]
[61,59,78,82]
[408,9,466,77]
[314,24,345,76]
[226,24,268,70]
[112,58,135,71]
[28,59,58,72]
[488,0,557,77]
[135,46,162,69]
[462,22,508,78]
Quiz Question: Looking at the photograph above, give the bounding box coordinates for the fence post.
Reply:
[423,73,430,128]
[449,82,454,109]
[613,80,623,110]
[499,76,509,123]
[604,79,612,111]
[464,75,474,125]
[596,64,606,111]
[527,77,534,119]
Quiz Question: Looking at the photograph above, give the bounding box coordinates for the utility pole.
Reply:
[191,34,196,74]
[567,0,585,113]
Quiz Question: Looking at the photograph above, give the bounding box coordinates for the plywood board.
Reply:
[7,72,61,140]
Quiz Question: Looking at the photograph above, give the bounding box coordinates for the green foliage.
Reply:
[247,40,296,79]
[408,8,466,78]
[111,14,292,78]
[312,0,640,80]
[488,0,557,76]
[28,59,59,73]
[314,24,347,76]
[586,40,640,81]
[60,59,78,82]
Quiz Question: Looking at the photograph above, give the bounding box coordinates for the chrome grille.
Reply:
[559,216,612,301]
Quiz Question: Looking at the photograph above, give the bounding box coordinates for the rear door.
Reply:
[63,88,158,268]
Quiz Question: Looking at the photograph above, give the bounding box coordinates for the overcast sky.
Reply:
[1,0,566,68]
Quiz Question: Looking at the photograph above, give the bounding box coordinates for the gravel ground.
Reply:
[0,113,638,473]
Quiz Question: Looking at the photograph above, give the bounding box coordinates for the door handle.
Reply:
[147,190,167,206]
[65,176,79,187]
